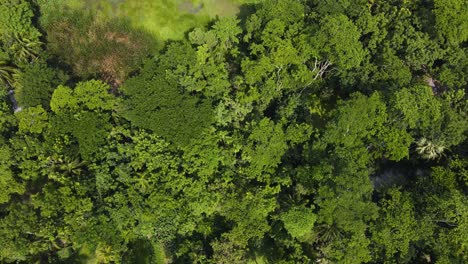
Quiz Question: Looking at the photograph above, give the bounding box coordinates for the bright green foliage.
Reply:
[239,0,321,117]
[448,157,468,188]
[220,186,278,247]
[49,80,114,159]
[91,128,192,245]
[312,92,388,263]
[0,0,39,37]
[371,189,423,261]
[410,165,468,263]
[345,1,446,89]
[440,192,468,259]
[314,172,377,263]
[393,85,442,130]
[211,237,247,264]
[428,94,468,149]
[313,168,376,262]
[392,86,468,159]
[371,2,444,71]
[16,105,48,134]
[434,0,468,45]
[370,46,413,88]
[182,134,232,183]
[181,17,242,98]
[436,47,468,88]
[281,205,316,239]
[310,0,368,18]
[250,0,305,27]
[325,92,387,148]
[379,127,413,161]
[0,203,40,261]
[26,183,99,262]
[243,118,288,181]
[50,85,77,113]
[73,80,115,111]
[51,80,114,113]
[0,0,467,263]
[0,0,41,64]
[313,14,366,71]
[7,134,49,181]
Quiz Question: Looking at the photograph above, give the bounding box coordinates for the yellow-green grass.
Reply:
[38,0,245,40]
[109,0,241,39]
[115,0,212,40]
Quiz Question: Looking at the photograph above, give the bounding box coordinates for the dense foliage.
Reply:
[0,0,467,263]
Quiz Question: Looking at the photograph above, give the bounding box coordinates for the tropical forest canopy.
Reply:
[0,0,467,263]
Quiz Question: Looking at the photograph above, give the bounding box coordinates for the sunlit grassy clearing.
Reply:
[115,0,244,39]
[39,0,269,39]
[39,0,242,40]
[116,0,212,40]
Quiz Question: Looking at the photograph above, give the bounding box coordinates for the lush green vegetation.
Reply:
[1,0,467,263]
[37,0,255,39]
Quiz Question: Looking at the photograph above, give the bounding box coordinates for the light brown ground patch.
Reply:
[179,1,203,14]
[99,54,125,90]
[104,31,132,45]
[98,31,143,90]
[46,14,153,91]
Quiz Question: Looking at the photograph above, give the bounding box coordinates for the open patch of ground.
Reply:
[44,11,156,89]
[37,0,258,89]
[39,0,244,40]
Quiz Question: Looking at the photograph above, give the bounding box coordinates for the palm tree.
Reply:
[315,223,344,244]
[416,137,446,160]
[0,58,18,89]
[10,33,42,63]
[47,156,87,182]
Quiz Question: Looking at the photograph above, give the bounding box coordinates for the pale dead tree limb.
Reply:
[308,57,333,81]
[313,59,332,80]
[274,65,284,90]
[312,57,319,72]
[304,58,333,87]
